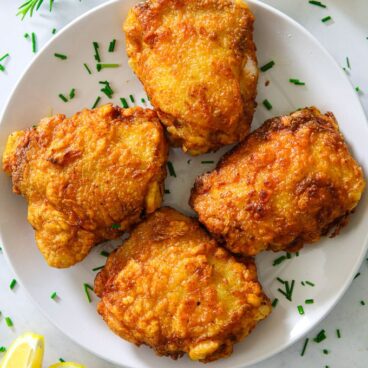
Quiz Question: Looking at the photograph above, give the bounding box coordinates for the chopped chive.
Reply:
[120,98,129,108]
[273,255,287,266]
[50,0,54,11]
[289,78,306,86]
[354,272,361,279]
[0,53,9,62]
[9,279,17,290]
[24,32,29,39]
[58,94,68,103]
[272,298,278,307]
[83,283,93,303]
[92,96,101,109]
[296,252,299,256]
[54,53,67,60]
[286,252,292,259]
[69,88,75,99]
[50,291,57,300]
[301,281,305,286]
[83,63,92,75]
[355,86,362,93]
[164,189,170,194]
[5,317,13,327]
[141,98,146,103]
[31,32,37,53]
[260,60,275,72]
[336,329,341,338]
[346,57,351,69]
[276,277,285,284]
[305,281,315,287]
[313,329,326,343]
[93,42,101,62]
[0,347,6,353]
[263,99,273,110]
[0,65,5,72]
[96,63,120,72]
[99,81,114,98]
[323,349,329,355]
[187,159,192,164]
[92,266,104,272]
[100,250,110,257]
[360,300,365,305]
[59,358,65,363]
[108,39,116,52]
[111,223,120,229]
[167,161,176,177]
[129,94,135,103]
[305,299,314,304]
[321,16,332,23]
[301,338,309,356]
[52,28,57,34]
[309,0,327,8]
[297,305,305,315]
[201,160,214,164]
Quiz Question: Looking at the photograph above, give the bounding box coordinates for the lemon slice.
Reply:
[48,363,86,368]
[0,332,44,368]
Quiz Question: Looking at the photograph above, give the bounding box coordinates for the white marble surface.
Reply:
[0,0,367,367]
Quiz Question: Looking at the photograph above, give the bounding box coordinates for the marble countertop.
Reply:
[0,0,367,367]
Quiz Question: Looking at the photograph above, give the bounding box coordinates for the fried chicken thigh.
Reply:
[124,0,258,155]
[2,105,168,267]
[190,107,365,256]
[94,207,271,362]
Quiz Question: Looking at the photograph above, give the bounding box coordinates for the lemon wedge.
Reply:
[0,332,44,368]
[48,363,86,368]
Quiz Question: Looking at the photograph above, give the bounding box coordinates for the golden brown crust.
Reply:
[2,104,168,267]
[190,107,366,255]
[124,0,258,155]
[94,207,271,362]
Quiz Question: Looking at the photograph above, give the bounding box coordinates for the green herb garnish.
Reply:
[297,305,305,315]
[31,32,37,53]
[305,281,315,287]
[336,329,341,338]
[54,53,67,60]
[321,16,332,23]
[354,272,361,279]
[167,161,176,177]
[50,291,57,300]
[323,349,329,355]
[92,96,101,109]
[277,278,295,301]
[52,28,57,34]
[93,42,101,62]
[100,250,110,257]
[69,88,75,99]
[346,57,351,69]
[111,223,120,229]
[83,283,93,303]
[5,317,13,328]
[0,65,5,72]
[108,39,116,52]
[301,338,309,356]
[260,60,275,72]
[289,78,305,86]
[59,358,65,363]
[120,98,129,108]
[17,0,45,20]
[129,94,135,103]
[96,63,120,72]
[164,189,170,194]
[92,266,104,272]
[273,255,287,266]
[263,99,272,110]
[0,53,9,62]
[99,81,114,98]
[9,279,17,290]
[313,329,326,343]
[141,98,146,103]
[201,160,214,164]
[305,299,314,304]
[308,1,327,8]
[360,300,365,305]
[58,94,68,103]
[0,347,6,353]
[272,298,278,307]
[83,63,92,75]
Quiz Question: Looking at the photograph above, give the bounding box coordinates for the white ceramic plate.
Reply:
[0,0,367,367]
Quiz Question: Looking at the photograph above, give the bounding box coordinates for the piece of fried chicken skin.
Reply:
[2,104,168,268]
[124,0,258,155]
[190,107,366,256]
[94,207,271,362]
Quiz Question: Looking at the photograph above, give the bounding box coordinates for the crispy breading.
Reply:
[2,105,168,268]
[94,207,271,362]
[190,107,366,256]
[124,0,258,155]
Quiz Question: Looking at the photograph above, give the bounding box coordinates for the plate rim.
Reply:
[1,0,368,367]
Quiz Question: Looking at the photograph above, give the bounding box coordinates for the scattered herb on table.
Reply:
[260,60,275,72]
[167,161,177,177]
